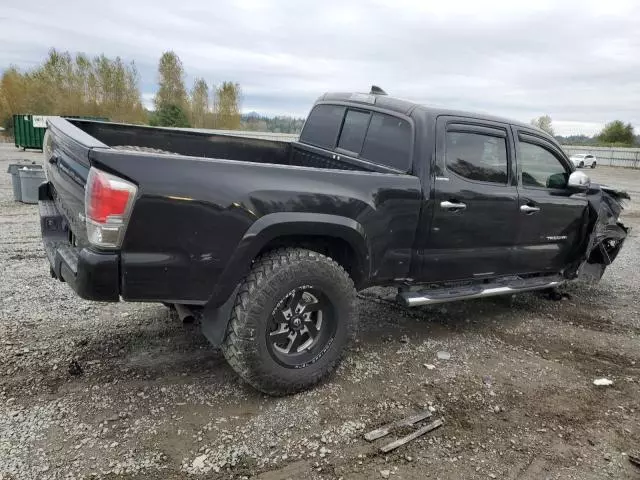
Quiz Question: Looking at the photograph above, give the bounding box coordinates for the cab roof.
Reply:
[318,91,548,137]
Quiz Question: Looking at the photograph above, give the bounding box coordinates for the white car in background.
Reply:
[569,153,597,169]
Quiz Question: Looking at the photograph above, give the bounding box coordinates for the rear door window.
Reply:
[360,113,412,171]
[300,104,346,149]
[445,131,508,184]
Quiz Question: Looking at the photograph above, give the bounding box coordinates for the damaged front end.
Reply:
[568,185,629,282]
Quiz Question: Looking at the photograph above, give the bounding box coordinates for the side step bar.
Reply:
[397,276,563,307]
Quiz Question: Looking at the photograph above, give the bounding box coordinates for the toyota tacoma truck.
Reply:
[38,87,628,395]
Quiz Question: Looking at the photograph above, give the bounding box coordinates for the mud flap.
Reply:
[200,285,240,347]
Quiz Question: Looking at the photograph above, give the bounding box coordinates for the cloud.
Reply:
[1,0,639,135]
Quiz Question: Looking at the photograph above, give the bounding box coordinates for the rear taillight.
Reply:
[85,167,137,248]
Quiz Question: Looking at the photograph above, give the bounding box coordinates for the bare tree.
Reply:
[214,81,241,130]
[154,51,188,111]
[530,115,554,136]
[189,78,209,128]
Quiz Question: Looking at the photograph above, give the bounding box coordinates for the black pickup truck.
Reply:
[38,87,628,395]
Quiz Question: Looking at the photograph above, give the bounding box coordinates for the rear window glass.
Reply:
[360,113,412,171]
[300,105,345,149]
[338,110,370,153]
[445,131,508,184]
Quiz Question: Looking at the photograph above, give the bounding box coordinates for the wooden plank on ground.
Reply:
[379,418,444,453]
[364,411,432,442]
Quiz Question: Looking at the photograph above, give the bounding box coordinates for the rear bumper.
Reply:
[39,182,120,301]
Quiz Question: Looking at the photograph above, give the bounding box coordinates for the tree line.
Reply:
[531,115,638,147]
[0,49,146,130]
[0,48,304,135]
[242,113,305,134]
[150,51,242,129]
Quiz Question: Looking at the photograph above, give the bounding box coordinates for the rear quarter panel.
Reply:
[89,148,422,304]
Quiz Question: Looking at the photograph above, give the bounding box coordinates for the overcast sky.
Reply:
[1,0,639,135]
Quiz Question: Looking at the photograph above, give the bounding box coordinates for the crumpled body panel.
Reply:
[572,185,629,282]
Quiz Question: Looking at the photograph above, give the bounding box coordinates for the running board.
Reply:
[397,276,563,307]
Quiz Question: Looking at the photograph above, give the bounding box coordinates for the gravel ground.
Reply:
[1,143,639,479]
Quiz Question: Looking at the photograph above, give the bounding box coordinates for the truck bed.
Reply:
[73,119,292,165]
[69,119,386,173]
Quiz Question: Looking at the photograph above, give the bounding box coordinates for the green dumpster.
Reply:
[13,115,47,150]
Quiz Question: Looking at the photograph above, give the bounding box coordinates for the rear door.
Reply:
[512,130,588,273]
[416,117,520,282]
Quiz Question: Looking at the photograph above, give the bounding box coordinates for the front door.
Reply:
[512,130,589,273]
[416,117,521,282]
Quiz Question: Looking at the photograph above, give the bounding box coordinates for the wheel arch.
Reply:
[210,213,370,307]
[201,214,367,348]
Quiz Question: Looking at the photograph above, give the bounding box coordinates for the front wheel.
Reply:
[221,248,357,395]
[579,161,585,168]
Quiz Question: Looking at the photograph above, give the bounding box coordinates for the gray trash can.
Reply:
[7,163,42,201]
[18,167,46,204]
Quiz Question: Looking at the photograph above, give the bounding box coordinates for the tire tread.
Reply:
[221,248,357,396]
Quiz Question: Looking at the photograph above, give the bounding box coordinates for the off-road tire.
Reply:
[221,248,357,396]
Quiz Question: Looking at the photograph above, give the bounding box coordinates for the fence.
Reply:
[562,145,640,168]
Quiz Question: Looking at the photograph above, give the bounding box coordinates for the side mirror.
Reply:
[547,173,568,189]
[567,171,590,191]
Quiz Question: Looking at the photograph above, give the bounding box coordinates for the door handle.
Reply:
[520,204,540,214]
[440,200,467,211]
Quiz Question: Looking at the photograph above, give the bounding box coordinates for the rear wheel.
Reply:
[221,248,357,395]
[591,161,597,169]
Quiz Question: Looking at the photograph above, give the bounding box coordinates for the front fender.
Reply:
[207,212,370,308]
[569,185,629,282]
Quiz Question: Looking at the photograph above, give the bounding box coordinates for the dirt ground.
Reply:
[1,143,639,479]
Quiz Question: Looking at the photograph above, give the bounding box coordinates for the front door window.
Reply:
[519,142,569,189]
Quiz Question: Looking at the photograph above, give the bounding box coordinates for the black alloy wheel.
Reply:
[267,286,337,368]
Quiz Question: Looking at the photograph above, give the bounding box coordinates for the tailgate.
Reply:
[44,117,107,245]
